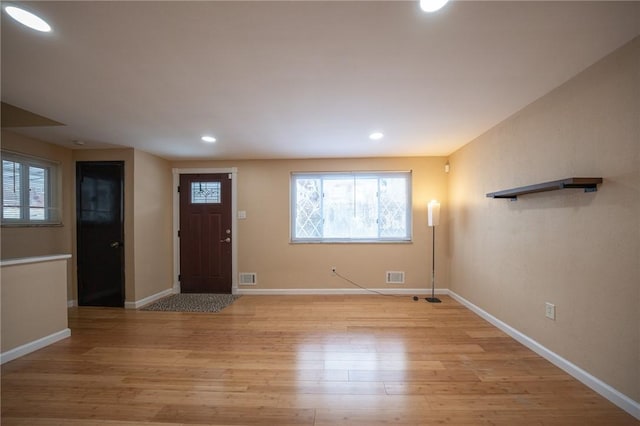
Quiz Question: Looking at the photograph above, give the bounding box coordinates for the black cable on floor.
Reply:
[333,270,411,298]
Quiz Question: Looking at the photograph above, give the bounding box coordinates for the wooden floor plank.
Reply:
[1,295,635,425]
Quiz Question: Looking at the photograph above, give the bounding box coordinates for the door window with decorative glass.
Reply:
[191,181,221,204]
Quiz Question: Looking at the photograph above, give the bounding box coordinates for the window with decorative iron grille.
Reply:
[291,171,411,242]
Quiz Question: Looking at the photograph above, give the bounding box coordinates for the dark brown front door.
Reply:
[179,173,232,293]
[76,161,125,307]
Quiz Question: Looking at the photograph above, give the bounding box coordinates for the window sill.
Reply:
[290,239,412,244]
[1,222,64,228]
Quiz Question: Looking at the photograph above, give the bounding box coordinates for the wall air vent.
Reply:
[239,272,257,285]
[386,271,405,284]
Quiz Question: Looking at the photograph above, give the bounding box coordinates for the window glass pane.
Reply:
[323,177,354,238]
[80,176,116,223]
[2,160,21,219]
[323,177,379,239]
[29,166,46,220]
[295,178,322,238]
[191,181,221,204]
[379,177,407,237]
[354,177,378,238]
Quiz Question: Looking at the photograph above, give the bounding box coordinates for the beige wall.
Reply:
[1,258,69,352]
[173,157,449,291]
[133,149,173,300]
[0,130,74,291]
[448,37,639,401]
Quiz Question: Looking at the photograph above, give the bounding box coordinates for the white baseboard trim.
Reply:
[1,328,71,365]
[447,289,640,420]
[125,287,176,309]
[67,299,77,308]
[236,288,447,296]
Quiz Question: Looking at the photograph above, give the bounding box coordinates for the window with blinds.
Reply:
[1,151,61,225]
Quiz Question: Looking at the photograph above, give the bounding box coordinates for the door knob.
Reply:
[220,237,231,243]
[109,241,121,248]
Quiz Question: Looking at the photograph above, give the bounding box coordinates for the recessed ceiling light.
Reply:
[4,6,52,32]
[369,132,384,141]
[419,0,450,13]
[201,135,216,143]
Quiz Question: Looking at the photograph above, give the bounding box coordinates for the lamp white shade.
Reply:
[428,200,440,227]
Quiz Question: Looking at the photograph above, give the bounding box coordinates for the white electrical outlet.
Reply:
[545,302,556,320]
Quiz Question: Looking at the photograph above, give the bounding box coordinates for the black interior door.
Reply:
[76,161,125,307]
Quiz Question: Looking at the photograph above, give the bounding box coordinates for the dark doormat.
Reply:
[140,293,241,312]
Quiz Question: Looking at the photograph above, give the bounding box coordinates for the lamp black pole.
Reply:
[426,224,441,303]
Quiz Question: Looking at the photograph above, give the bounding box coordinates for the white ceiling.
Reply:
[2,1,639,160]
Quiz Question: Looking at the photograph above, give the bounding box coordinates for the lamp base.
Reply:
[426,297,442,303]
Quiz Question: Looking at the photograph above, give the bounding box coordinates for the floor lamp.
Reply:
[427,200,441,303]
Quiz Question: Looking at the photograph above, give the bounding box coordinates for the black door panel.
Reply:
[76,162,125,307]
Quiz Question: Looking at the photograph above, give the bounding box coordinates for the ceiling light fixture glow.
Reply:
[4,6,51,32]
[419,0,450,13]
[369,132,384,141]
[201,135,216,143]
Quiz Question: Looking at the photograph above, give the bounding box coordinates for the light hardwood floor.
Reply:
[1,295,636,425]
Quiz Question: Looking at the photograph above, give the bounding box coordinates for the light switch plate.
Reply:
[545,302,556,320]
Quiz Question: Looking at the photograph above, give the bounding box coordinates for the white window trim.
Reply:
[290,170,413,243]
[1,150,62,227]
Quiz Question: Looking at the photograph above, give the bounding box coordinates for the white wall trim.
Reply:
[237,288,447,296]
[1,328,71,365]
[124,287,176,309]
[67,299,77,308]
[172,167,239,295]
[447,289,640,420]
[0,254,71,267]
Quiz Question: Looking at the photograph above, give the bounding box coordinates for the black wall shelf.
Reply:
[486,177,603,201]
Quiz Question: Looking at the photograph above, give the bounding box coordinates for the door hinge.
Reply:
[178,230,181,238]
[177,186,180,193]
[228,173,232,179]
[178,274,181,282]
